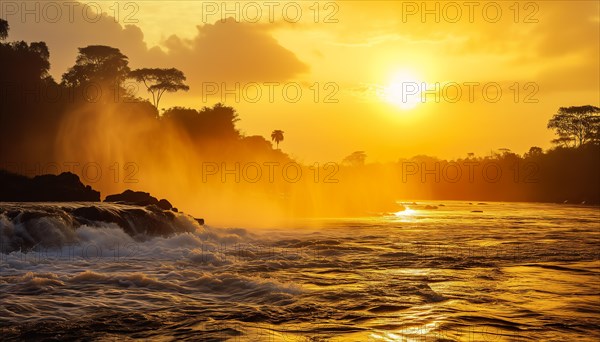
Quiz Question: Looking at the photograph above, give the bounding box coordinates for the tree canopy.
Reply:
[343,151,367,167]
[548,105,600,147]
[162,103,240,141]
[129,68,189,109]
[0,41,51,83]
[524,146,543,158]
[0,19,8,40]
[62,45,130,88]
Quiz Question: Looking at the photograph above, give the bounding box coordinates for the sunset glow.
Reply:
[1,1,599,341]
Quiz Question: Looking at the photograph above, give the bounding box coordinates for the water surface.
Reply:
[1,201,599,341]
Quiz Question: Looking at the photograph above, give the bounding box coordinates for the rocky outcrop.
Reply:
[157,199,173,210]
[0,202,199,252]
[0,171,203,226]
[104,190,176,212]
[0,170,100,202]
[104,190,159,206]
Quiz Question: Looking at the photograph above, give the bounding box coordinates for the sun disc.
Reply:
[381,71,423,110]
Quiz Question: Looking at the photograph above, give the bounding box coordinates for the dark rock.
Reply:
[0,169,100,202]
[72,206,130,232]
[1,200,201,252]
[171,207,178,212]
[70,204,191,238]
[157,199,172,210]
[471,210,483,213]
[104,190,159,206]
[162,210,176,221]
[145,204,163,212]
[195,218,205,225]
[424,205,438,209]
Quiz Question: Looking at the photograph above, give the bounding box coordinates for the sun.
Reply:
[380,71,424,110]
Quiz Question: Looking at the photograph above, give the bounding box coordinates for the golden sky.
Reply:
[4,0,599,162]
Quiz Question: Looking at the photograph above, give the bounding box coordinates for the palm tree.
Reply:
[271,130,284,149]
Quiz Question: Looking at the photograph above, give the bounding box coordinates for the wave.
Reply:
[0,202,201,253]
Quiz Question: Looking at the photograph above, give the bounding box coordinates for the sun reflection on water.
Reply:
[394,207,417,222]
[394,208,416,217]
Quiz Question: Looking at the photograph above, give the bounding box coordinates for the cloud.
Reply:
[4,1,162,79]
[162,18,308,83]
[4,1,308,87]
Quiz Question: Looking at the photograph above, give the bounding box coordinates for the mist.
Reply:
[1,32,598,229]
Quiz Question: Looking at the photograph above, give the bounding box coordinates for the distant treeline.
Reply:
[337,145,600,205]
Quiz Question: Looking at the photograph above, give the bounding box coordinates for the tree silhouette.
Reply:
[524,146,543,158]
[129,68,189,109]
[548,105,600,147]
[343,151,367,167]
[162,103,240,141]
[271,130,284,149]
[0,19,8,40]
[551,136,575,148]
[62,45,130,89]
[498,148,512,155]
[1,41,51,83]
